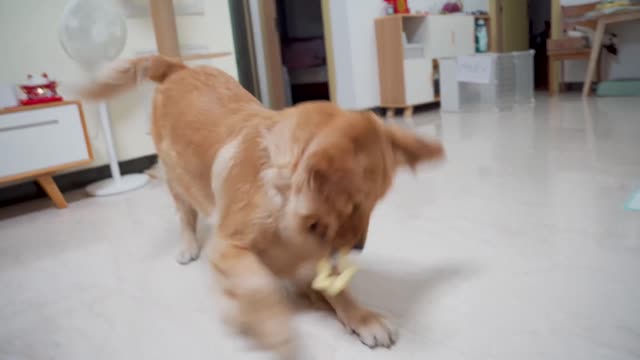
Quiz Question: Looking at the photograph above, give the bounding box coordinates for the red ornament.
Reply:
[395,0,410,14]
[19,73,63,106]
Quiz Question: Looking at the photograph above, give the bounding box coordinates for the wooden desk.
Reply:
[581,8,640,96]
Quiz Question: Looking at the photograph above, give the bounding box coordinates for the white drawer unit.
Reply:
[0,101,93,208]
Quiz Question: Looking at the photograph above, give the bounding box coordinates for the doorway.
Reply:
[277,0,330,105]
[528,0,552,89]
[247,0,333,109]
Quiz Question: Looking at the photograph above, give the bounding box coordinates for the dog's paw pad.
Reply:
[176,247,200,265]
[347,311,397,348]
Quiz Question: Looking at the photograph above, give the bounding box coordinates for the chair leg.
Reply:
[583,20,605,97]
[596,49,602,83]
[385,108,395,119]
[559,60,566,92]
[548,57,556,96]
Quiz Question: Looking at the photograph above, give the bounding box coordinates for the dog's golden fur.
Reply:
[83,56,444,358]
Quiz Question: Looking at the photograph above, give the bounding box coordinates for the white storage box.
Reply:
[439,50,535,112]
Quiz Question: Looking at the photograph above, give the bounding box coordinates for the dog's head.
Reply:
[268,104,443,272]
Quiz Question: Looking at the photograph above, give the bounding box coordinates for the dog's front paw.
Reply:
[176,245,200,265]
[345,310,397,348]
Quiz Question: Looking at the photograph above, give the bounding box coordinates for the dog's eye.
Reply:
[308,220,328,239]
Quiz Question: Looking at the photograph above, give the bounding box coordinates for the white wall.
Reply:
[0,0,237,168]
[560,0,640,82]
[329,1,356,108]
[329,0,383,110]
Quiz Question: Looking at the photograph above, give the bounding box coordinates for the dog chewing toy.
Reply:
[311,248,358,297]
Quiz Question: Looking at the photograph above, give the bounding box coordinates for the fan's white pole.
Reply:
[98,101,122,184]
[85,101,149,196]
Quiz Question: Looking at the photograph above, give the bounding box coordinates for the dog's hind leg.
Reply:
[168,184,201,264]
[175,200,200,264]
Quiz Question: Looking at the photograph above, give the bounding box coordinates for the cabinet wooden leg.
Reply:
[36,175,68,209]
[403,106,414,118]
[386,108,395,119]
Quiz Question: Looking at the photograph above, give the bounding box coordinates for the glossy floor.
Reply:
[1,94,639,360]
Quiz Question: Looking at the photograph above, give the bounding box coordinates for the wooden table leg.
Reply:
[403,106,414,118]
[36,175,68,209]
[548,57,555,95]
[583,20,605,97]
[386,108,395,119]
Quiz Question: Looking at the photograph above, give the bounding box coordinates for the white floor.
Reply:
[1,94,639,360]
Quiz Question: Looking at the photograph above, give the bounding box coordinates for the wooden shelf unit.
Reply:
[375,14,476,118]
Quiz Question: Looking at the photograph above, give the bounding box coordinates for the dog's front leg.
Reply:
[212,244,296,359]
[323,289,397,348]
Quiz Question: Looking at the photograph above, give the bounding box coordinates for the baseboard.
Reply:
[0,155,158,208]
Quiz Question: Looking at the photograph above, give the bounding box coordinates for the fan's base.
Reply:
[86,174,149,197]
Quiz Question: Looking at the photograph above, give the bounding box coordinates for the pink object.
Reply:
[442,1,462,13]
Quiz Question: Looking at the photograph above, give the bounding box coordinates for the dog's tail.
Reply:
[80,55,186,100]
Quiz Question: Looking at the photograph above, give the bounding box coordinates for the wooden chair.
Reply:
[547,2,599,95]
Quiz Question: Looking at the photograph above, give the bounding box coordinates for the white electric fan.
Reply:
[59,0,149,196]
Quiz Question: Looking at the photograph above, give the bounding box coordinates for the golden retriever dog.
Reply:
[82,55,443,358]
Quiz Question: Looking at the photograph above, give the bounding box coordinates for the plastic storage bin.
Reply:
[512,50,535,106]
[439,50,534,112]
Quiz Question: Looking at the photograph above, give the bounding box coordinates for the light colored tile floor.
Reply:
[1,94,639,360]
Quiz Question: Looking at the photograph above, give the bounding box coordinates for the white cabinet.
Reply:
[403,58,433,105]
[375,14,476,116]
[0,101,93,208]
[425,15,476,59]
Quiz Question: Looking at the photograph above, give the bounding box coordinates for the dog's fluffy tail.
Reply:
[80,55,186,100]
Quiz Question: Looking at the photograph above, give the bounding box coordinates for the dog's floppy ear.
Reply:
[304,145,356,199]
[384,125,445,169]
[296,135,359,207]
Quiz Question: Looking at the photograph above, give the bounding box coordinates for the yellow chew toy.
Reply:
[311,248,358,297]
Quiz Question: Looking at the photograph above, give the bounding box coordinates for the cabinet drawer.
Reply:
[0,104,91,179]
[427,15,475,58]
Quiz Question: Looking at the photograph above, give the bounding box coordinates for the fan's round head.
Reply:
[59,0,127,70]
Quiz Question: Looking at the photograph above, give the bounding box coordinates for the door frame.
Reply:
[321,0,337,102]
[550,0,562,94]
[250,0,336,109]
[257,0,287,109]
[489,0,503,52]
[490,0,529,53]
